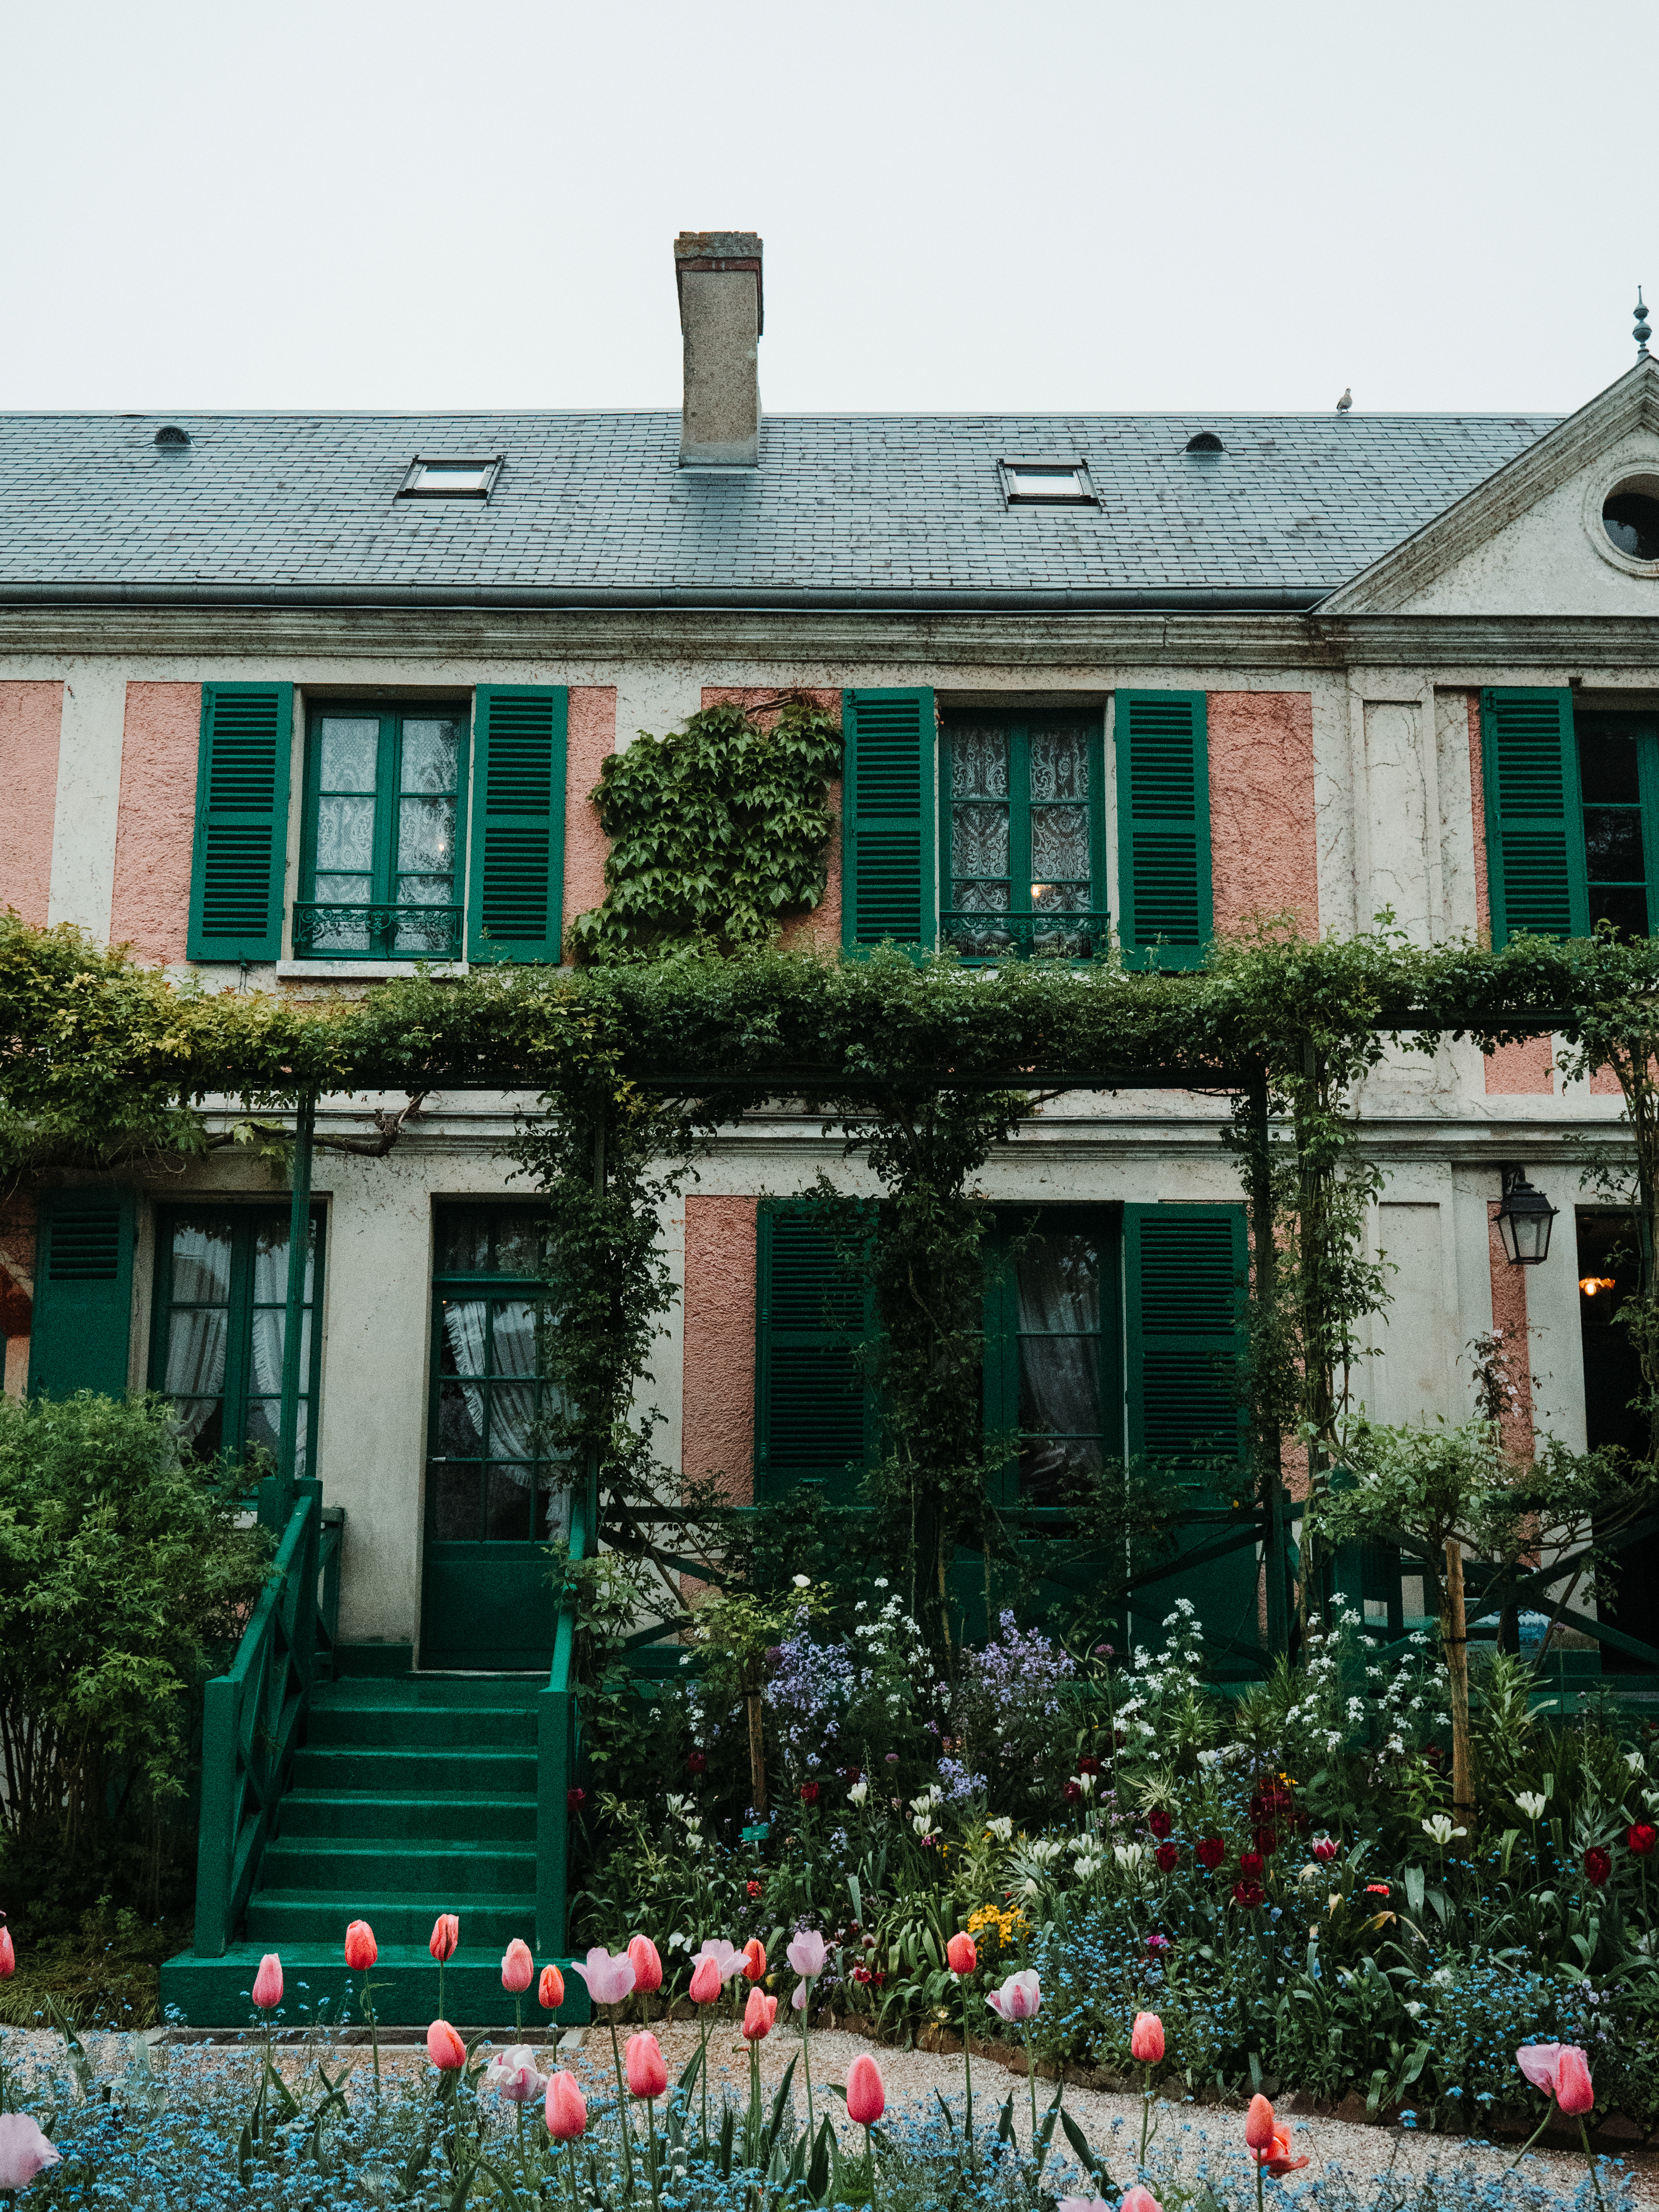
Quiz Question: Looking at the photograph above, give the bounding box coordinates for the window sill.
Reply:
[276,959,469,982]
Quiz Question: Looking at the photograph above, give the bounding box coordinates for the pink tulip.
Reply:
[1120,2191,1165,2212]
[1130,2010,1165,2064]
[1056,2199,1115,2212]
[545,2068,587,2141]
[627,1934,663,1995]
[689,1955,723,2005]
[485,2044,545,2103]
[427,2019,467,2071]
[501,1938,534,1993]
[945,1931,976,1977]
[846,2052,886,2126]
[539,1963,565,2010]
[787,1928,829,1977]
[1518,2043,1566,2098]
[625,2030,667,2099]
[1556,2046,1595,2118]
[985,1968,1041,2022]
[572,1945,636,2008]
[0,1927,14,1979]
[0,2114,59,2190]
[692,1937,744,1981]
[742,1987,778,2041]
[251,1953,283,2011]
[1244,2093,1277,2150]
[741,1937,767,1982]
[343,1921,376,1971]
[429,1914,459,1963]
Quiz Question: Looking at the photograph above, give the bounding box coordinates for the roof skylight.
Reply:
[398,456,501,500]
[1001,460,1095,507]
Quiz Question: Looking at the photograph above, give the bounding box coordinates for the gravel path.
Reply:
[1,2017,1650,2203]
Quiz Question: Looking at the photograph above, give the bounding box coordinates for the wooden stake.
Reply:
[1444,1536,1475,1823]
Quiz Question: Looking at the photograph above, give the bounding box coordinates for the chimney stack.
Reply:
[674,231,763,468]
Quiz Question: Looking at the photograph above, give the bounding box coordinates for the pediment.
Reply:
[1320,359,1659,617]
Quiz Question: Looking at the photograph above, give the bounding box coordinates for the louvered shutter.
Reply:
[754,1204,876,1502]
[1123,1203,1254,1657]
[186,685,293,961]
[1114,691,1212,969]
[27,1189,137,1399]
[1480,688,1589,946]
[842,688,936,952]
[465,687,568,963]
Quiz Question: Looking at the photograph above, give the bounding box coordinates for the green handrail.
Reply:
[194,1476,323,1956]
[537,1485,587,1955]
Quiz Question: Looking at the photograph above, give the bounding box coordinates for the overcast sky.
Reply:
[3,0,1650,419]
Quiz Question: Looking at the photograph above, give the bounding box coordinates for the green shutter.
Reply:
[1115,691,1212,968]
[27,1189,136,1399]
[754,1203,876,1501]
[466,687,568,963]
[842,688,936,951]
[1480,687,1589,946]
[186,685,294,961]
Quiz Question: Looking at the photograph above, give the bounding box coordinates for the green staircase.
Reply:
[160,1674,588,2028]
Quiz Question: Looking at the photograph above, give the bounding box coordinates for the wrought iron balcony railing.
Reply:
[942,910,1110,961]
[290,902,463,960]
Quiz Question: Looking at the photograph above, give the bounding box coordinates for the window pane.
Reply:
[1585,808,1645,881]
[492,1212,549,1279]
[1031,805,1091,884]
[246,1312,311,1398]
[1590,884,1650,938]
[1029,729,1089,804]
[441,1299,490,1374]
[163,1308,228,1441]
[307,889,371,951]
[245,1395,309,1474]
[950,729,1009,800]
[1579,726,1641,803]
[394,893,459,956]
[319,719,380,792]
[170,1218,233,1304]
[1014,1231,1101,1332]
[437,1375,485,1456]
[402,720,462,794]
[483,1464,533,1541]
[398,796,456,875]
[252,1218,318,1305]
[430,1460,479,1540]
[317,796,376,875]
[437,1211,493,1273]
[1019,1428,1105,1504]
[1018,1337,1101,1439]
[951,803,1010,895]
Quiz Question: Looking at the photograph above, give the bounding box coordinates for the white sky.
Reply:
[2,0,1652,419]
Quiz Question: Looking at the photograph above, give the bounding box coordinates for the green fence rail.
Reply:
[193,1471,329,1957]
[537,1485,587,1955]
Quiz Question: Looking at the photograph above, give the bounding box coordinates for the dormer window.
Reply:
[399,456,501,500]
[1001,460,1096,507]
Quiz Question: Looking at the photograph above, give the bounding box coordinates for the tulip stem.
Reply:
[866,2120,877,2211]
[960,1975,975,2172]
[515,1989,524,2035]
[1255,2155,1265,2212]
[437,1959,446,2024]
[748,2037,761,2165]
[607,2013,637,2198]
[563,2137,579,2212]
[1507,2095,1559,2173]
[1579,2115,1608,2210]
[801,1975,816,2136]
[1140,2062,1152,2164]
[360,1974,380,2093]
[698,2007,712,2150]
[646,2094,661,2212]
[1023,2020,1038,2156]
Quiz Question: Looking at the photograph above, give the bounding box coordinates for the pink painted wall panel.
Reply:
[109,683,201,964]
[0,682,64,927]
[702,687,842,947]
[1206,692,1318,939]
[682,1194,759,1505]
[1465,691,1555,1095]
[564,687,615,929]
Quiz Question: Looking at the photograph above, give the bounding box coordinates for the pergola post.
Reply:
[277,1092,316,1492]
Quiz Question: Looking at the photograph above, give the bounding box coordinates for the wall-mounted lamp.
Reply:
[1496,1164,1558,1266]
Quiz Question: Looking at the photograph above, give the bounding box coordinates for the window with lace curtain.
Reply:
[148,1205,325,1481]
[941,712,1107,959]
[296,702,469,960]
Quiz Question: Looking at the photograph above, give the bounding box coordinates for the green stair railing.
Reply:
[537,1486,587,1955]
[194,1471,326,1957]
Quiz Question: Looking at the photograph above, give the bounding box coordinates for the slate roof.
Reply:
[0,408,1559,611]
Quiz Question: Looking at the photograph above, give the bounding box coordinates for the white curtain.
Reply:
[1014,1234,1102,1478]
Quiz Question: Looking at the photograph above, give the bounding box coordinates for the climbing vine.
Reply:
[567,696,842,963]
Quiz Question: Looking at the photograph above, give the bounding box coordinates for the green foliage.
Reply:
[567,695,842,962]
[0,1392,268,1923]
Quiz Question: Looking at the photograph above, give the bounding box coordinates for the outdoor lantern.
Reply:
[1496,1164,1558,1266]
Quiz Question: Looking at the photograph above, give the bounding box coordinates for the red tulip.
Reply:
[251,1953,283,2010]
[1556,2046,1595,2118]
[0,1927,13,1980]
[742,1986,778,2041]
[628,1935,663,1995]
[689,1955,723,2005]
[1245,2093,1309,2175]
[625,2030,667,2099]
[1155,1841,1178,1872]
[1244,2094,1276,2151]
[1312,1836,1338,1863]
[426,2019,466,2071]
[429,1914,459,1963]
[945,1932,977,1977]
[501,1938,534,1994]
[742,1937,767,1981]
[1238,1850,1264,1878]
[846,2052,886,2127]
[1196,1837,1226,1870]
[545,2069,587,2140]
[1232,1879,1265,1908]
[1130,2011,1165,2064]
[1147,1808,1173,1840]
[539,1963,565,2010]
[1628,1823,1658,1856]
[1584,1846,1612,1887]
[343,1921,376,1971]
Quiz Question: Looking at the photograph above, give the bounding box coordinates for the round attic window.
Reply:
[153,425,191,449]
[1602,477,1659,562]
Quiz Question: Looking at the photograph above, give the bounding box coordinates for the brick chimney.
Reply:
[674,231,763,468]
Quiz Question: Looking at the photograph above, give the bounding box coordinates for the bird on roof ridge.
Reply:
[1337,388,1353,415]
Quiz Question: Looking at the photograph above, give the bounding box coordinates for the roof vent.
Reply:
[154,425,192,449]
[1184,431,1224,454]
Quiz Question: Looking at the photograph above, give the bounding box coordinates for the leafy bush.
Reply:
[0,1391,267,1927]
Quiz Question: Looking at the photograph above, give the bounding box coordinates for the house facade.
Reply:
[3,232,1656,1682]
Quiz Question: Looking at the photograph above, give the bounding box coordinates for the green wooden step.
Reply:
[159,1944,591,2029]
[316,1676,544,1708]
[304,1702,535,1749]
[277,1792,537,1843]
[260,1838,535,1895]
[245,1891,539,1948]
[289,1746,538,1794]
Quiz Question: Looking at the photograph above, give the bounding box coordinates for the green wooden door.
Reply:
[420,1204,562,1671]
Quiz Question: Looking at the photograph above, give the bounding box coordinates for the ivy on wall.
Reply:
[567,696,842,963]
